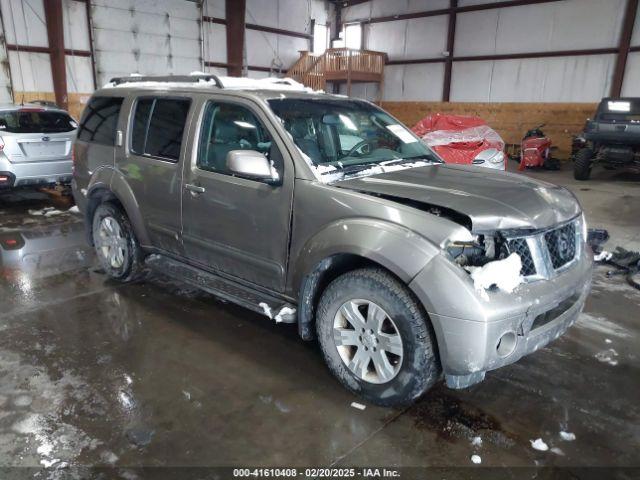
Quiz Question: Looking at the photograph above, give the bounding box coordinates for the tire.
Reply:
[92,202,143,282]
[316,268,440,407]
[574,148,593,180]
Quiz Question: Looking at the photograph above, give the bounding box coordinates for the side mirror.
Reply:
[226,150,280,184]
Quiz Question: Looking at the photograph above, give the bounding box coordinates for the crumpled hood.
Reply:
[334,164,581,231]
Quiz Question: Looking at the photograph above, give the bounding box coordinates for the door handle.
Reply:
[185,184,205,194]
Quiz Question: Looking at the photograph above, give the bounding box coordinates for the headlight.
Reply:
[473,149,505,169]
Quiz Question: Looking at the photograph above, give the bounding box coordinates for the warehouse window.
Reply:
[344,23,362,50]
[130,97,191,162]
[78,97,124,145]
[313,23,329,55]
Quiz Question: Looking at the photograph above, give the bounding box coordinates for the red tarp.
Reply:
[412,113,505,166]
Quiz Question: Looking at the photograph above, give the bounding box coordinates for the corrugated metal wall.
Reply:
[0,0,636,110]
[342,0,640,102]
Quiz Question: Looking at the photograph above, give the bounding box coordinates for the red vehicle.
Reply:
[519,124,559,170]
[412,113,506,170]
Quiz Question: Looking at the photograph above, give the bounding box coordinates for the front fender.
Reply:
[291,218,441,292]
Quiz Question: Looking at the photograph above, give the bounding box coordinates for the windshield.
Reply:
[597,99,640,123]
[0,109,77,134]
[268,98,438,174]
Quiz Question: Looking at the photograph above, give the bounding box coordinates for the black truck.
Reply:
[574,97,640,180]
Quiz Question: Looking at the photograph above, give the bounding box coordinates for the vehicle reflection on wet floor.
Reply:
[0,179,638,473]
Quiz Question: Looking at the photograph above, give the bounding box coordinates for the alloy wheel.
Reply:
[333,299,404,384]
[96,216,127,269]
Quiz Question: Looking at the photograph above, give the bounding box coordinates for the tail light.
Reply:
[0,233,25,251]
[71,144,76,175]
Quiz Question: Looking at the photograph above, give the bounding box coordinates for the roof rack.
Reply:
[109,74,223,88]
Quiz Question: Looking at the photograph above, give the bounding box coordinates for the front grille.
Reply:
[544,222,577,269]
[506,238,536,276]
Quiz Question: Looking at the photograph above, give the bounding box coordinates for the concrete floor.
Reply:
[0,163,638,477]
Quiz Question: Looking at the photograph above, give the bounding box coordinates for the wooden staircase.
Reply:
[288,48,386,97]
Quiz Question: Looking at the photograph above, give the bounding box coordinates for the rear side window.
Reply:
[78,97,124,145]
[0,109,77,134]
[130,97,191,162]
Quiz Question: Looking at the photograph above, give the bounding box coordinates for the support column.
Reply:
[442,0,457,102]
[611,0,638,98]
[44,0,68,110]
[226,0,246,77]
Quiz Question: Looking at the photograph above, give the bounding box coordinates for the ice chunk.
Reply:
[530,438,549,451]
[469,253,523,294]
[274,306,296,323]
[559,431,576,441]
[258,302,273,319]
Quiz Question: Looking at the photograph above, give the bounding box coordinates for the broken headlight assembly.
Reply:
[446,233,507,268]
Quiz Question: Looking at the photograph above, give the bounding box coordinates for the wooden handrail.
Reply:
[287,48,386,92]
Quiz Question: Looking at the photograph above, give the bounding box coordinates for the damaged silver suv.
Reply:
[72,74,593,406]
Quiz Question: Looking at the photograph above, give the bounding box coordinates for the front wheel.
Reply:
[574,147,593,180]
[316,268,440,407]
[92,202,143,282]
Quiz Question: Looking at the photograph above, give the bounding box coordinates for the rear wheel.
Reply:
[316,268,440,407]
[574,147,593,180]
[92,202,143,281]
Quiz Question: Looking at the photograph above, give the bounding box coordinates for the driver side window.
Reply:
[197,102,277,175]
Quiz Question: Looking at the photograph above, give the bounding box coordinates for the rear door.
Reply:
[75,96,125,185]
[118,94,193,254]
[181,96,294,291]
[0,108,77,163]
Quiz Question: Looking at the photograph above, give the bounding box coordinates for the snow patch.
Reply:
[576,313,630,339]
[595,348,618,366]
[530,438,549,451]
[274,306,296,323]
[258,302,273,319]
[471,436,482,447]
[550,447,565,456]
[470,454,482,464]
[468,253,523,298]
[68,205,80,214]
[594,251,612,262]
[559,431,576,441]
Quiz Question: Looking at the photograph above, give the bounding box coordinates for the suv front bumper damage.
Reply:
[409,244,593,389]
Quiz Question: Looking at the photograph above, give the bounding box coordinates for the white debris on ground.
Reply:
[471,436,482,447]
[68,205,80,214]
[350,402,366,410]
[594,251,612,262]
[530,438,549,451]
[28,207,65,217]
[468,253,524,299]
[595,348,619,366]
[258,302,273,319]
[182,390,191,401]
[605,338,612,344]
[559,431,576,441]
[470,454,482,464]
[274,306,296,323]
[550,447,565,456]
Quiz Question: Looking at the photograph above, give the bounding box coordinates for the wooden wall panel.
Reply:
[13,91,91,121]
[382,101,598,158]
